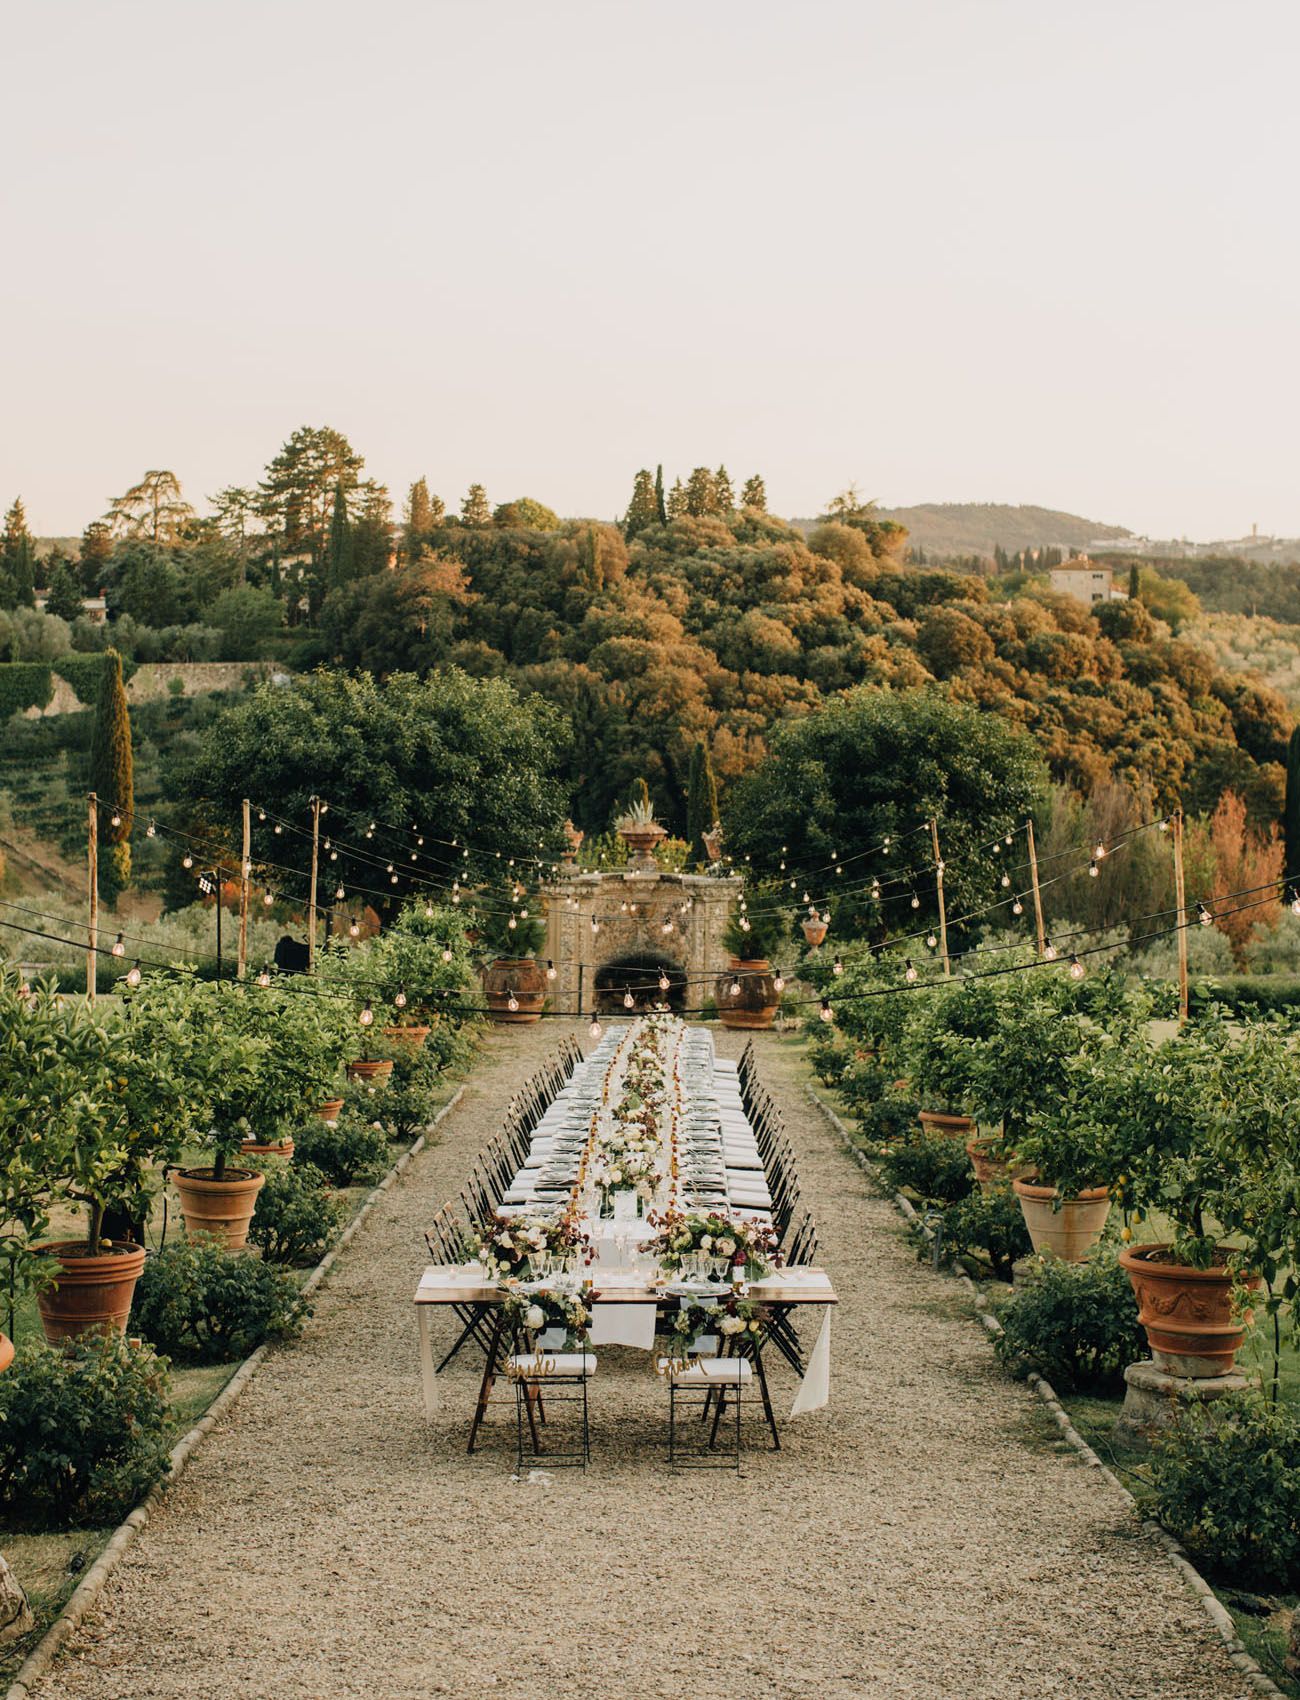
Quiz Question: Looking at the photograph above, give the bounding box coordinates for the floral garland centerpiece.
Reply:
[502,1282,594,1357]
[470,1208,587,1280]
[657,1292,767,1368]
[642,1208,782,1282]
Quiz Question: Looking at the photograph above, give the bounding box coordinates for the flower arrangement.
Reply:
[659,1293,766,1360]
[642,1209,781,1279]
[470,1209,586,1279]
[502,1283,593,1351]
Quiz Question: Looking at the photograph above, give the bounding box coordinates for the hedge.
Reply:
[1190,976,1300,1015]
[53,653,137,706]
[0,662,54,722]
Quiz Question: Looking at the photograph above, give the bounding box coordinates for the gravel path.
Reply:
[31,1025,1251,1700]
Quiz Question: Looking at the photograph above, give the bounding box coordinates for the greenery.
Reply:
[939,1187,1032,1281]
[338,1031,460,1142]
[130,1237,307,1363]
[877,1131,974,1206]
[0,661,53,721]
[992,1254,1147,1391]
[1148,1391,1300,1588]
[0,1335,171,1530]
[87,649,133,898]
[721,886,788,962]
[292,1112,390,1187]
[248,1161,345,1266]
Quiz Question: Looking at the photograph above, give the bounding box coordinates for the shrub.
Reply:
[131,1237,307,1361]
[992,1253,1146,1393]
[0,1335,171,1529]
[249,1162,344,1265]
[940,1187,1032,1281]
[1148,1392,1300,1588]
[854,1091,921,1154]
[293,1111,390,1187]
[341,1039,446,1142]
[877,1131,973,1205]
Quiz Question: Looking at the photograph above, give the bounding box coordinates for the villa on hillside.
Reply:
[1048,557,1128,607]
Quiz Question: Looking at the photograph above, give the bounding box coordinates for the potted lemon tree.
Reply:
[478,895,548,1024]
[716,890,787,1031]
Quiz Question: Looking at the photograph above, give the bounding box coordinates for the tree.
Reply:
[1205,788,1282,965]
[624,470,659,538]
[106,471,194,544]
[1135,566,1200,633]
[325,482,354,591]
[726,688,1048,939]
[45,559,84,622]
[654,464,667,525]
[1284,726,1300,892]
[740,474,766,511]
[403,477,444,561]
[666,478,686,519]
[88,650,134,899]
[493,497,561,530]
[256,427,370,610]
[713,466,735,513]
[684,467,718,517]
[461,484,491,526]
[209,487,258,584]
[209,586,283,659]
[0,499,36,609]
[78,520,113,593]
[1128,561,1140,601]
[686,739,719,864]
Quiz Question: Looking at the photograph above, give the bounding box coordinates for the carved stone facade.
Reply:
[542,867,740,1014]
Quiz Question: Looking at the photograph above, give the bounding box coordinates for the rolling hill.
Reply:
[873,503,1132,559]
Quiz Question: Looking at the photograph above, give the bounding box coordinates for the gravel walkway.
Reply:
[31,1025,1251,1700]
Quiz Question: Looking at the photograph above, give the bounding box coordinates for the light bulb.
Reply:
[330,850,338,862]
[819,1000,834,1023]
[390,874,398,885]
[1043,939,1058,961]
[507,916,517,930]
[111,811,121,828]
[443,947,454,963]
[623,991,634,1009]
[910,894,920,910]
[520,907,528,919]
[394,989,407,1009]
[111,934,125,957]
[591,918,600,934]
[146,820,156,838]
[1001,874,1011,888]
[1094,842,1106,860]
[729,979,741,998]
[904,960,918,983]
[1005,832,1013,846]
[832,958,843,976]
[870,881,880,899]
[773,970,785,992]
[662,919,673,934]
[589,1019,603,1040]
[740,917,751,931]
[508,993,520,1012]
[349,919,361,939]
[258,810,266,822]
[926,933,937,949]
[256,966,271,987]
[1088,860,1099,878]
[1012,897,1024,915]
[546,960,557,981]
[359,1001,374,1027]
[125,965,141,986]
[1158,819,1169,833]
[336,885,345,901]
[263,890,274,907]
[1069,955,1086,980]
[658,970,670,991]
[1291,892,1300,917]
[183,853,193,869]
[1198,902,1212,926]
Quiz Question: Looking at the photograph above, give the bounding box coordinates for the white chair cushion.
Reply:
[661,1356,753,1385]
[508,1352,597,1378]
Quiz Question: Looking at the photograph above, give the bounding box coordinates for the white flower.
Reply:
[716,1237,736,1257]
[719,1315,744,1335]
[525,1305,546,1330]
[699,1235,713,1252]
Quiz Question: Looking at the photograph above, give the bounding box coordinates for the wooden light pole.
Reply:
[928,817,951,977]
[307,796,321,971]
[87,793,99,1004]
[237,798,251,981]
[1025,817,1047,958]
[1172,808,1189,1026]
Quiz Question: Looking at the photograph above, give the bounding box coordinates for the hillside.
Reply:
[873,503,1132,559]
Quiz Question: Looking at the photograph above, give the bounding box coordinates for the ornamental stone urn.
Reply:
[617,800,667,870]
[562,820,584,864]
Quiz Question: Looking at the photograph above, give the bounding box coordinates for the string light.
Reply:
[263,890,274,907]
[394,989,407,1009]
[729,977,741,998]
[359,1000,374,1027]
[443,946,454,963]
[1069,954,1086,980]
[256,966,271,987]
[832,957,843,976]
[1088,860,1099,878]
[111,933,125,957]
[1094,841,1107,860]
[904,959,918,983]
[819,999,834,1023]
[1043,938,1058,961]
[926,933,937,949]
[258,810,266,822]
[589,1019,603,1041]
[182,853,193,869]
[658,969,670,991]
[507,993,520,1013]
[111,810,121,828]
[349,919,361,939]
[146,820,156,838]
[773,969,785,992]
[546,960,557,980]
[1197,902,1212,926]
[335,885,345,901]
[1012,897,1024,916]
[125,965,142,986]
[910,893,920,910]
[1000,874,1011,888]
[623,990,635,1009]
[1291,891,1300,917]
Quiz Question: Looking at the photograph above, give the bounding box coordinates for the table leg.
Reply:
[418,1308,437,1417]
[752,1339,781,1451]
[468,1309,504,1454]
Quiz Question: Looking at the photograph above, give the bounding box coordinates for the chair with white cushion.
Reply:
[507,1340,596,1471]
[661,1354,752,1471]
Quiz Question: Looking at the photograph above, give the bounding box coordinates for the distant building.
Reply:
[1048,557,1128,606]
[33,592,107,623]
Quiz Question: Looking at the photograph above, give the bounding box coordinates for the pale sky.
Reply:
[4,0,1297,541]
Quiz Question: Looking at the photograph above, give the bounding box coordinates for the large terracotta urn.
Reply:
[716,959,779,1030]
[1012,1179,1111,1262]
[918,1110,975,1141]
[34,1240,148,1342]
[482,956,547,1023]
[173,1169,266,1252]
[1118,1242,1259,1376]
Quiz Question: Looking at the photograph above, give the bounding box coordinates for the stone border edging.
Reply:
[803,1085,1284,1700]
[4,1085,467,1700]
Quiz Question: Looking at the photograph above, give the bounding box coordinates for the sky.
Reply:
[3,0,1298,541]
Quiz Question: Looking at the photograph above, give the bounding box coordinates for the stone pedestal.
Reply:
[1113,1359,1253,1449]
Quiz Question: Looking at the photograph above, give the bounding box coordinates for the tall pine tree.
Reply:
[461,483,491,525]
[624,469,659,537]
[403,477,443,560]
[1129,562,1140,601]
[684,467,717,517]
[1,498,36,610]
[713,466,735,512]
[740,474,766,511]
[666,478,687,519]
[654,464,667,524]
[89,649,134,900]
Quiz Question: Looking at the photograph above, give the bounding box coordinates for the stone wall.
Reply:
[24,661,277,718]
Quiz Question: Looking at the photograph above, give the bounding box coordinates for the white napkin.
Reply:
[588,1302,657,1351]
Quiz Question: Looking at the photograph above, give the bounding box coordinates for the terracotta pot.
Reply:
[918,1110,976,1140]
[482,957,546,1024]
[619,822,667,860]
[702,827,723,864]
[965,1135,1032,1194]
[383,1023,430,1048]
[1119,1242,1260,1377]
[240,1136,294,1160]
[0,1331,13,1374]
[562,819,584,862]
[173,1168,266,1251]
[34,1240,147,1343]
[347,1058,394,1084]
[1012,1178,1111,1262]
[801,918,829,948]
[716,959,779,1030]
[315,1098,345,1123]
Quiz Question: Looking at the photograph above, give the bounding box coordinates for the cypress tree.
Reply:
[1129,562,1140,601]
[461,483,491,526]
[624,469,659,537]
[654,464,667,525]
[686,739,719,864]
[684,467,717,517]
[1285,727,1300,892]
[325,481,353,590]
[89,649,134,899]
[1,498,36,609]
